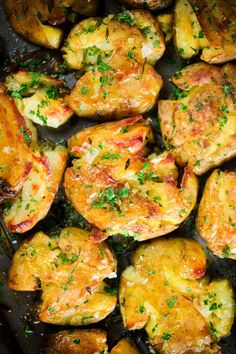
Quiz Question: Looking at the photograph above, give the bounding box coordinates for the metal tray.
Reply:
[0,1,235,353]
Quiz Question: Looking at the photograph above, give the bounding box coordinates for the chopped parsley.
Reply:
[166,295,178,309]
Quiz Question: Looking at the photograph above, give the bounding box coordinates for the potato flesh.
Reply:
[8,227,117,325]
[120,238,235,354]
[110,339,140,354]
[197,170,236,259]
[0,88,33,200]
[159,63,236,175]
[3,0,64,49]
[5,71,73,128]
[3,146,67,233]
[64,116,198,242]
[174,0,236,63]
[157,13,173,43]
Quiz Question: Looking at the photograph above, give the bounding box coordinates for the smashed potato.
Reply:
[120,237,235,354]
[158,62,236,175]
[3,0,64,49]
[174,0,236,63]
[0,88,33,202]
[65,56,162,120]
[116,0,173,11]
[63,10,165,70]
[45,330,139,354]
[5,71,73,128]
[58,0,99,17]
[64,116,198,242]
[3,146,67,233]
[63,10,164,120]
[197,170,236,260]
[8,227,117,325]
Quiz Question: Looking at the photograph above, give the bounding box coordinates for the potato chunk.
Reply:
[0,88,33,202]
[119,237,235,354]
[3,146,67,233]
[64,116,198,242]
[45,330,139,354]
[5,71,73,128]
[174,0,236,63]
[57,0,99,17]
[8,227,117,325]
[3,0,64,49]
[116,0,173,11]
[45,329,108,354]
[65,57,162,120]
[62,10,165,70]
[158,62,236,176]
[197,170,236,259]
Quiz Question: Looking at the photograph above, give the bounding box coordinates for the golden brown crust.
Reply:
[0,89,33,202]
[45,329,108,354]
[197,170,236,259]
[64,116,198,242]
[119,237,234,354]
[159,63,236,175]
[111,339,140,354]
[8,227,117,325]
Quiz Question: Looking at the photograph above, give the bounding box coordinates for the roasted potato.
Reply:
[8,227,117,325]
[157,13,173,43]
[3,0,64,49]
[174,0,236,63]
[64,116,198,242]
[65,56,163,120]
[0,87,33,202]
[158,62,236,176]
[45,329,108,354]
[3,145,67,233]
[116,0,173,11]
[197,170,236,260]
[57,0,99,17]
[5,71,73,128]
[45,330,139,354]
[119,237,235,354]
[62,10,165,70]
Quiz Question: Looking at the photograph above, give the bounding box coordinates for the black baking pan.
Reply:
[0,0,235,353]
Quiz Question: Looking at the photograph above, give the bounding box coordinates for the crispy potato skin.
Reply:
[119,237,235,354]
[0,88,33,202]
[3,0,64,49]
[159,63,236,176]
[58,0,99,16]
[3,146,67,233]
[174,0,236,63]
[197,170,236,259]
[45,329,108,354]
[8,227,117,325]
[64,116,198,242]
[5,71,73,128]
[117,0,173,11]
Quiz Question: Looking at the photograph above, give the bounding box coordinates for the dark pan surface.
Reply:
[0,1,235,353]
